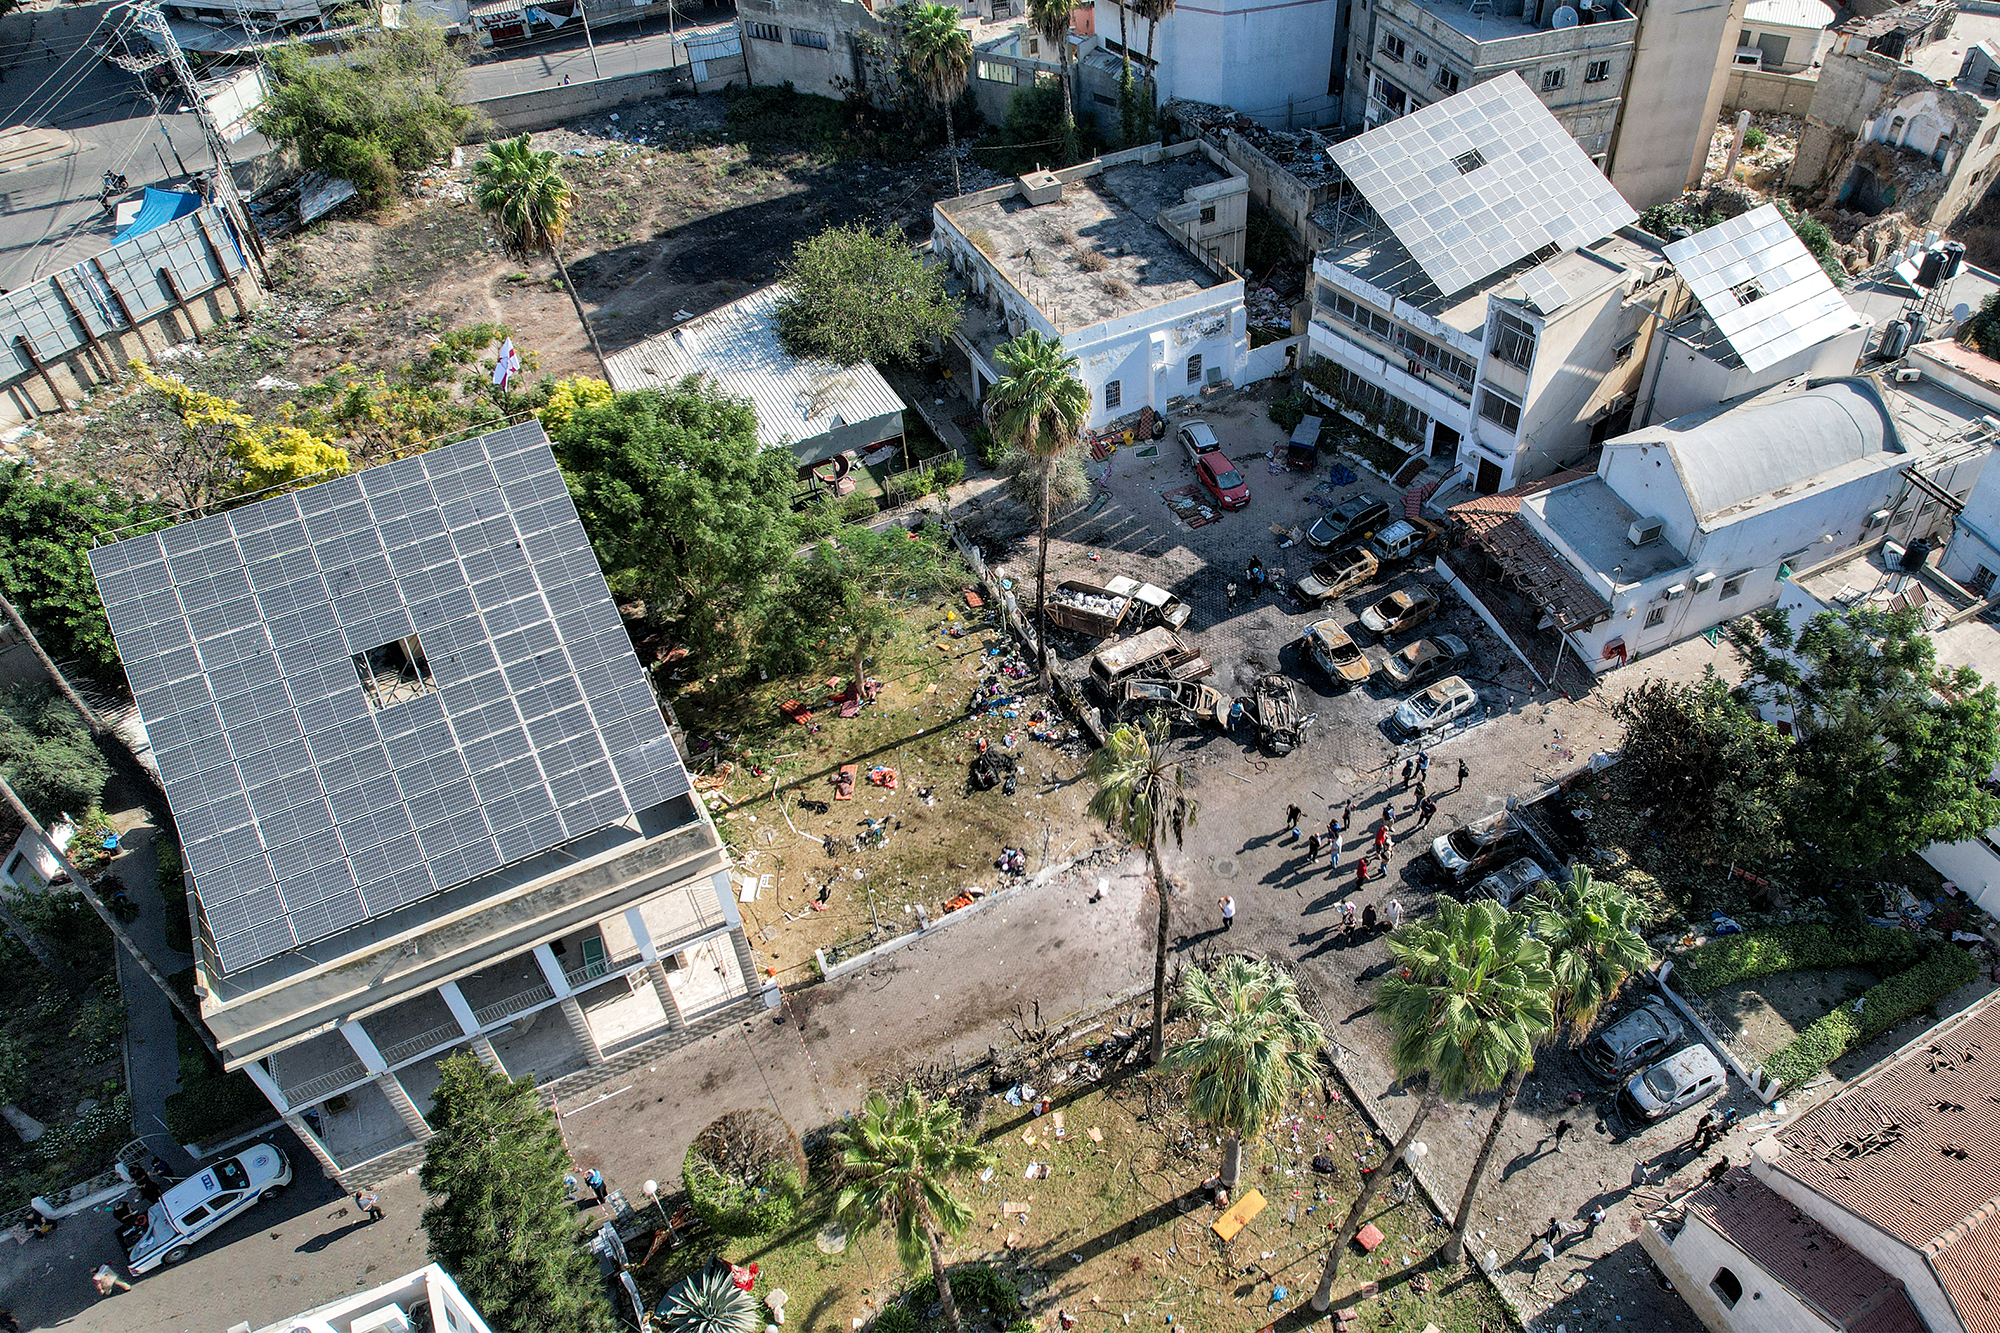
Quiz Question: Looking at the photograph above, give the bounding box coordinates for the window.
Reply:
[1711,1269,1744,1308]
[180,1205,213,1227]
[1974,565,1997,594]
[1452,148,1486,175]
[1187,354,1203,383]
[1413,50,1429,69]
[789,27,828,47]
[1320,287,1395,344]
[1614,337,1636,363]
[1379,34,1405,61]
[353,634,436,711]
[1586,58,1610,82]
[1105,380,1122,410]
[1490,311,1538,370]
[1399,327,1475,390]
[745,19,781,40]
[976,59,1018,83]
[1644,606,1668,629]
[3,853,21,880]
[1478,388,1521,432]
[1541,67,1566,91]
[1720,574,1746,599]
[1200,204,1216,224]
[1093,92,1117,106]
[1433,66,1459,92]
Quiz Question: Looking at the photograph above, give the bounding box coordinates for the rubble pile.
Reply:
[1166,100,1343,186]
[1246,282,1295,339]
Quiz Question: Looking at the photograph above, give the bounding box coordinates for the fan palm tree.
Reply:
[986,330,1089,691]
[1166,956,1324,1190]
[472,134,606,374]
[1527,866,1653,1042]
[1085,713,1195,1065]
[1134,0,1176,117]
[654,1264,764,1333]
[830,1086,996,1333]
[1027,0,1080,163]
[1312,899,1553,1308]
[900,4,973,198]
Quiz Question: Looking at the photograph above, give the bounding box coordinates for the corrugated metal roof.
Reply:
[1685,1167,1927,1332]
[1772,995,2000,1333]
[602,283,906,458]
[1744,0,1835,29]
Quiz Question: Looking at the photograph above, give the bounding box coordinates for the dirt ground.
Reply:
[1695,967,1877,1068]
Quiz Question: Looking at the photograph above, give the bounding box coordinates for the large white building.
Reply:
[1098,0,1342,129]
[245,1263,494,1333]
[933,141,1250,433]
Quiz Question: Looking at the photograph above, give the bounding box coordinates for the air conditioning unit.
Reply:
[1895,367,1922,383]
[1693,571,1717,592]
[351,1307,412,1333]
[1663,583,1688,600]
[1628,518,1664,546]
[1867,508,1891,529]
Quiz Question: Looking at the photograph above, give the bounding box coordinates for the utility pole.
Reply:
[577,0,602,80]
[0,589,107,738]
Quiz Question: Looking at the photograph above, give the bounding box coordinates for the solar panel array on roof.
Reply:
[88,422,692,976]
[1662,203,1859,374]
[1516,263,1572,315]
[1328,73,1638,299]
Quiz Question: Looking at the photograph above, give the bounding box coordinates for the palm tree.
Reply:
[655,1265,764,1333]
[830,1086,996,1333]
[985,330,1089,692]
[1312,899,1552,1309]
[1527,866,1653,1043]
[900,4,973,198]
[1134,0,1176,119]
[1166,956,1324,1190]
[1028,0,1080,163]
[472,135,607,374]
[1085,713,1194,1065]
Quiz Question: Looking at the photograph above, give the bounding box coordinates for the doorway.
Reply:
[1431,423,1461,461]
[1475,457,1503,495]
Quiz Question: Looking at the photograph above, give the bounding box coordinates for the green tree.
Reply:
[1737,605,2000,868]
[0,464,158,679]
[1134,0,1177,115]
[419,1054,613,1333]
[1967,290,2000,361]
[255,21,470,208]
[986,330,1089,691]
[1312,900,1552,1306]
[1165,957,1324,1190]
[654,1265,764,1333]
[474,135,605,373]
[900,4,974,198]
[1610,671,1790,870]
[0,684,108,826]
[830,1086,997,1333]
[1086,714,1195,1065]
[1027,0,1080,163]
[774,222,961,368]
[1525,866,1652,1041]
[550,383,798,661]
[762,524,964,682]
[991,82,1075,174]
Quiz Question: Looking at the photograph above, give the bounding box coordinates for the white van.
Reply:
[124,1144,291,1274]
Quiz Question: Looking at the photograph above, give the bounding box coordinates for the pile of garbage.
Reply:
[1166,100,1343,185]
[1246,282,1296,339]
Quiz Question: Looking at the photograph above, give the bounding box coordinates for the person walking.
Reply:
[355,1188,383,1222]
[1381,801,1396,827]
[1306,831,1322,863]
[1219,896,1236,931]
[1552,1118,1574,1154]
[1417,795,1439,829]
[1400,758,1415,788]
[1684,1111,1717,1153]
[586,1167,608,1205]
[1454,758,1469,793]
[1411,779,1427,807]
[1339,900,1357,935]
[1284,804,1303,842]
[1353,859,1371,891]
[1341,797,1354,826]
[1584,1203,1606,1240]
[1416,752,1429,780]
[1386,897,1403,929]
[1361,901,1378,933]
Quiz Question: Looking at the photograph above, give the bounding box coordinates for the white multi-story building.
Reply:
[1097,0,1343,129]
[246,1263,494,1333]
[933,141,1250,432]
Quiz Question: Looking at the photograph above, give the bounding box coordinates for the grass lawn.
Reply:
[632,1048,1515,1333]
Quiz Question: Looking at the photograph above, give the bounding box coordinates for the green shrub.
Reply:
[1762,943,1979,1087]
[873,1304,917,1333]
[931,457,966,488]
[1742,126,1769,150]
[1268,390,1309,432]
[908,1264,1021,1314]
[840,490,882,523]
[156,839,191,956]
[162,1019,271,1147]
[968,424,1001,468]
[683,1152,802,1237]
[1672,924,1925,994]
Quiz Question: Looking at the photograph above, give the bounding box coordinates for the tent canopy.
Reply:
[111,188,203,245]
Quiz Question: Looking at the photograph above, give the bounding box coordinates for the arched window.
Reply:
[1888,114,1908,143]
[1711,1268,1745,1307]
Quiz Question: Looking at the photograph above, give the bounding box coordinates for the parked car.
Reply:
[1117,676,1229,727]
[1303,618,1373,687]
[1430,811,1515,881]
[1178,421,1222,463]
[1359,585,1442,637]
[1296,547,1379,603]
[1581,998,1690,1083]
[125,1145,290,1274]
[1617,1045,1728,1124]
[1381,634,1470,688]
[1195,451,1250,509]
[1471,856,1555,909]
[1392,675,1478,736]
[1369,517,1443,565]
[1307,497,1392,550]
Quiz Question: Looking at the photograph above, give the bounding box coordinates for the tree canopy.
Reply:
[419,1054,613,1333]
[773,222,960,367]
[255,21,471,207]
[549,381,799,657]
[0,684,109,825]
[759,524,964,679]
[0,464,160,679]
[1610,671,1791,870]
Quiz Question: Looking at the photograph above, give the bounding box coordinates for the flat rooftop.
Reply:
[1526,476,1689,584]
[1910,11,2000,92]
[1793,544,2000,680]
[1384,0,1632,45]
[941,156,1230,333]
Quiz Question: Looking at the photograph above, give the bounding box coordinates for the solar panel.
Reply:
[89,422,691,976]
[1330,74,1637,299]
[1661,204,1861,373]
[1517,263,1571,315]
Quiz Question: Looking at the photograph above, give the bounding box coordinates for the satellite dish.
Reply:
[1552,5,1578,25]
[1956,301,1973,324]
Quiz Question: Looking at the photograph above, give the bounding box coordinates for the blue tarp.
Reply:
[111,188,203,245]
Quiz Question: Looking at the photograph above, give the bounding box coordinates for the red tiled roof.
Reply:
[1772,994,2000,1333]
[1445,469,1592,537]
[1686,1168,1927,1332]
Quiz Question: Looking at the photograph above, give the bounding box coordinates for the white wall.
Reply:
[1103,0,1342,127]
[1645,321,1871,430]
[1752,1157,1960,1333]
[1641,1212,1842,1333]
[1943,443,2000,588]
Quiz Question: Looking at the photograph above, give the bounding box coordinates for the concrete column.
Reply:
[241,1059,290,1114]
[375,1073,433,1141]
[339,1020,388,1075]
[282,1112,343,1176]
[709,870,741,928]
[533,942,575,998]
[559,995,606,1066]
[438,981,482,1037]
[726,925,760,998]
[625,906,681,1031]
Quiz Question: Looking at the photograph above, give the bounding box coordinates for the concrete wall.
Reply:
[738,0,885,102]
[468,55,747,136]
[1639,1217,1840,1333]
[1201,128,1335,258]
[1643,319,1870,427]
[1101,0,1342,128]
[1244,334,1303,383]
[1736,16,1829,73]
[1609,0,1748,207]
[1721,63,1821,114]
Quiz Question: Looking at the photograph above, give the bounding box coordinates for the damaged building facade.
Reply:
[1788,1,2000,233]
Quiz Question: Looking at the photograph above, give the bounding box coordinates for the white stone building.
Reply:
[245,1263,495,1333]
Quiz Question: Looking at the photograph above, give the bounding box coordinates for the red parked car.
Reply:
[1195,451,1250,509]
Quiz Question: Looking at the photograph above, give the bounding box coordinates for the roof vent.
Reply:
[1018,170,1063,206]
[1628,518,1663,546]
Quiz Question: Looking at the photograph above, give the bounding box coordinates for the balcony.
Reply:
[268,1028,374,1108]
[566,950,643,991]
[472,982,555,1027]
[379,1022,465,1068]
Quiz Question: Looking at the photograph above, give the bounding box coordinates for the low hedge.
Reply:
[1762,943,1980,1088]
[1673,923,1926,995]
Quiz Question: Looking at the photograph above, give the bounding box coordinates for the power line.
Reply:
[4,8,132,131]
